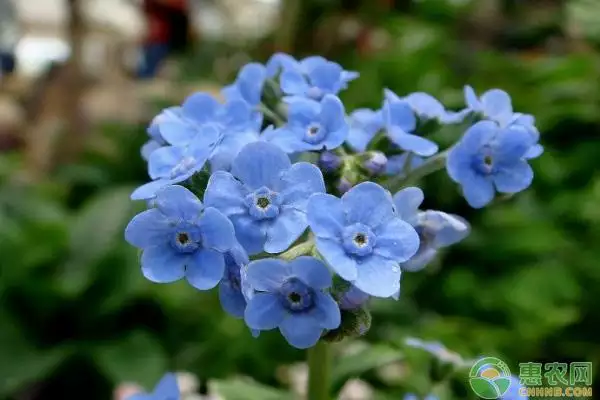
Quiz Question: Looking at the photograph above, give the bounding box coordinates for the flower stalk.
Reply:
[307,340,331,400]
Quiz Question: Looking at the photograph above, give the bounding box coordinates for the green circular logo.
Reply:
[468,357,513,399]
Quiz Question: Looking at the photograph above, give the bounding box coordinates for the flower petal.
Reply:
[185,249,225,290]
[141,244,186,283]
[402,247,438,272]
[493,160,533,194]
[154,185,203,220]
[219,281,247,318]
[181,92,219,123]
[130,178,174,201]
[125,208,172,248]
[277,162,325,209]
[320,95,346,132]
[311,291,341,330]
[353,254,401,298]
[460,121,497,153]
[307,194,345,239]
[231,142,291,190]
[392,187,424,222]
[246,258,291,292]
[315,237,358,281]
[199,207,235,252]
[280,69,310,96]
[481,89,513,124]
[279,314,323,349]
[461,173,495,208]
[159,119,195,146]
[342,182,395,229]
[387,130,438,157]
[264,208,308,254]
[153,373,179,398]
[384,100,417,132]
[245,293,287,330]
[148,145,184,180]
[231,214,267,255]
[204,171,247,215]
[374,218,420,262]
[310,62,343,92]
[493,126,532,164]
[463,85,481,110]
[290,256,332,290]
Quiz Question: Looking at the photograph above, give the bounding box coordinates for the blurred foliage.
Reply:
[1,0,599,399]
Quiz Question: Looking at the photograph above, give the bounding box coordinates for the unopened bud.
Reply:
[319,151,342,172]
[363,151,387,174]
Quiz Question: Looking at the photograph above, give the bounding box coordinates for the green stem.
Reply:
[258,103,286,127]
[383,150,449,193]
[307,340,331,400]
[279,240,314,261]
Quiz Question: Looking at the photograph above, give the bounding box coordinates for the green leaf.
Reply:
[57,185,137,296]
[212,378,294,400]
[0,311,68,396]
[332,343,403,387]
[93,331,167,388]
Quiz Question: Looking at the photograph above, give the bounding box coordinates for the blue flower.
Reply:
[204,141,325,255]
[265,52,299,77]
[339,285,370,310]
[385,89,467,124]
[446,121,535,208]
[280,56,358,101]
[218,244,250,318]
[243,256,341,349]
[222,63,267,130]
[318,151,342,172]
[383,99,438,157]
[131,125,221,200]
[464,86,543,159]
[385,153,425,176]
[393,187,470,271]
[345,108,383,152]
[262,95,348,153]
[501,375,528,400]
[307,182,420,297]
[126,373,179,400]
[141,107,180,160]
[125,185,236,290]
[363,151,388,174]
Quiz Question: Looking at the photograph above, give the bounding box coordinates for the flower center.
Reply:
[280,278,314,312]
[303,123,326,144]
[171,228,200,253]
[245,186,282,220]
[342,223,376,257]
[306,86,323,100]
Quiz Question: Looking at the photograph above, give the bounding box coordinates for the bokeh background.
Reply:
[0,0,599,399]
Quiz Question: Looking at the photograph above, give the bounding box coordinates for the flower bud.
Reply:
[339,285,370,310]
[336,177,353,194]
[363,151,387,174]
[322,307,372,342]
[318,151,342,172]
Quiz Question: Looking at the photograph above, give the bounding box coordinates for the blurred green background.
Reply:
[0,0,599,399]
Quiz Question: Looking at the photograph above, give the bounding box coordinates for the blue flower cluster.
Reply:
[125,53,542,349]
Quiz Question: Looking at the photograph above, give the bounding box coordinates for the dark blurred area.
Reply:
[0,0,599,399]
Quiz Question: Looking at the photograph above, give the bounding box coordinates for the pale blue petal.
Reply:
[374,218,420,262]
[310,62,343,92]
[199,207,235,252]
[342,182,395,229]
[148,146,184,180]
[159,119,195,146]
[277,162,325,209]
[279,314,322,349]
[311,291,341,330]
[462,173,495,208]
[320,95,346,132]
[392,187,424,222]
[264,208,307,253]
[341,70,359,83]
[141,140,162,160]
[261,127,304,153]
[130,178,174,201]
[245,293,287,330]
[388,130,438,157]
[424,211,470,247]
[236,62,266,105]
[307,194,345,239]
[322,125,348,150]
[464,85,481,110]
[524,143,544,159]
[460,120,497,153]
[280,70,310,96]
[231,142,291,190]
[154,185,203,220]
[353,254,401,298]
[404,92,445,120]
[185,249,225,290]
[446,145,473,184]
[141,244,186,283]
[383,88,402,102]
[493,127,532,164]
[204,171,247,216]
[493,160,533,193]
[153,373,179,398]
[385,100,417,132]
[315,237,358,281]
[481,89,513,124]
[288,98,320,125]
[210,128,259,172]
[290,256,332,290]
[266,52,299,76]
[300,55,327,72]
[181,92,219,123]
[219,281,246,318]
[246,258,291,291]
[125,208,172,248]
[231,214,267,255]
[402,247,438,272]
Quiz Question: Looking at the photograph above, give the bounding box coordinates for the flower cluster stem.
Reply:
[307,340,331,400]
[259,103,286,126]
[279,239,314,261]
